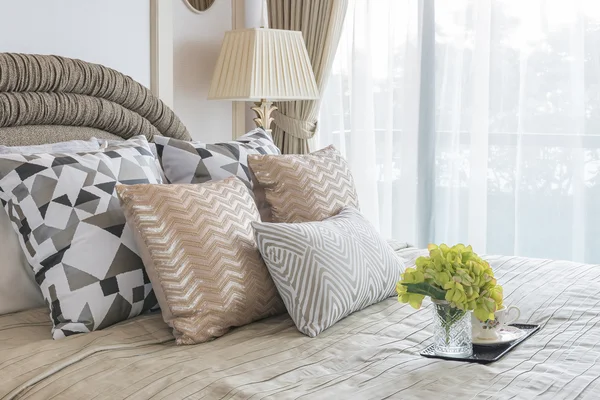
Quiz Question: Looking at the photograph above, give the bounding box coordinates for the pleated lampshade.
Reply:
[208,28,319,101]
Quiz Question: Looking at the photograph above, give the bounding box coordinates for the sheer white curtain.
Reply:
[319,0,600,263]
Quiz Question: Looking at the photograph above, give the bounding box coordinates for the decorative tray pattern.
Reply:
[420,323,541,364]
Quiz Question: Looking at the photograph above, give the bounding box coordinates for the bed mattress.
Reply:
[1,248,599,399]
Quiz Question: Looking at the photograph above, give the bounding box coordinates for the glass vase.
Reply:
[432,299,473,358]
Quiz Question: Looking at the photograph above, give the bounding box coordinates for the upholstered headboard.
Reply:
[0,53,191,146]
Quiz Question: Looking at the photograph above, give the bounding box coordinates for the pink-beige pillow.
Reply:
[116,177,285,345]
[248,146,360,223]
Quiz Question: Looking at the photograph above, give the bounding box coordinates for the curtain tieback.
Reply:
[272,110,317,140]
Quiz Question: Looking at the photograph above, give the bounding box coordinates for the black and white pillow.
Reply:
[0,137,161,338]
[154,128,280,187]
[98,136,166,182]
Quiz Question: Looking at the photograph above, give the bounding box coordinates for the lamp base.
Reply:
[251,100,278,134]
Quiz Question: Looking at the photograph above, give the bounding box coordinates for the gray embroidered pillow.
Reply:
[253,207,405,337]
[153,128,280,188]
[0,137,161,338]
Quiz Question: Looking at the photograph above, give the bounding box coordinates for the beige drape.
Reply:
[267,0,349,154]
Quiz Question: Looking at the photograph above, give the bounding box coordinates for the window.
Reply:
[319,0,600,262]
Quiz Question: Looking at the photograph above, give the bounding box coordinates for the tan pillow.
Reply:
[251,173,273,222]
[116,177,285,345]
[248,146,360,223]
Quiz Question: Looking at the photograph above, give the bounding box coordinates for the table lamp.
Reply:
[208,28,319,133]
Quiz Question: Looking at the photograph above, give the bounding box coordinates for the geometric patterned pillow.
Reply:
[0,138,104,316]
[0,137,161,339]
[153,128,280,188]
[97,136,167,183]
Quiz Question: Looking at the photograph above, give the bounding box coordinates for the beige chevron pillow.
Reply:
[116,177,285,345]
[248,146,360,223]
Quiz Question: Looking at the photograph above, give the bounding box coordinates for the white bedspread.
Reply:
[1,248,599,399]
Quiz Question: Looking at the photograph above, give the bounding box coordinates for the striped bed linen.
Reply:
[1,247,599,399]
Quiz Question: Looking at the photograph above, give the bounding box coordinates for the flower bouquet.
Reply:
[396,243,503,357]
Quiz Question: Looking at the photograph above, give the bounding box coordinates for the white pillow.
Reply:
[0,201,45,314]
[0,138,100,155]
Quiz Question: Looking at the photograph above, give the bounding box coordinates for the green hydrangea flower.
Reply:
[396,243,503,321]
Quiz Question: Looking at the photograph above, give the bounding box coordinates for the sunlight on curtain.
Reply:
[319,0,600,263]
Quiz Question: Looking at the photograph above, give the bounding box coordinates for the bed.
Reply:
[1,53,599,400]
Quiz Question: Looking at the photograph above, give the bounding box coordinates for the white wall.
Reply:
[173,0,232,142]
[0,0,151,87]
[243,0,263,132]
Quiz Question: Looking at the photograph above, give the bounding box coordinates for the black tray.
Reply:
[420,323,540,364]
